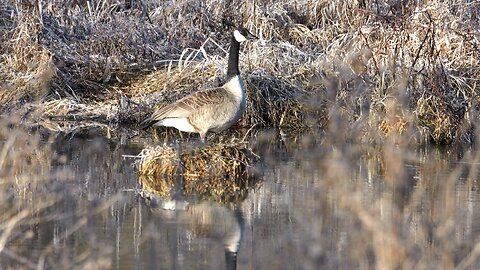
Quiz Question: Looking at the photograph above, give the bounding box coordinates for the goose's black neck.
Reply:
[226,35,241,80]
[225,251,237,270]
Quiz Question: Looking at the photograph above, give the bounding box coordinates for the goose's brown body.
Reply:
[144,75,246,141]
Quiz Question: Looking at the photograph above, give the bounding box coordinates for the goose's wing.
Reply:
[141,87,228,127]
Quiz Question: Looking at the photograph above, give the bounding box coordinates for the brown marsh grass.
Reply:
[137,140,259,203]
[1,0,478,143]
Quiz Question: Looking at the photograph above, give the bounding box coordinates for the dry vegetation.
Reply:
[1,0,479,143]
[1,0,480,269]
[137,140,260,203]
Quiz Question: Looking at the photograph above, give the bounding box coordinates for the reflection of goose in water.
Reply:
[148,197,244,270]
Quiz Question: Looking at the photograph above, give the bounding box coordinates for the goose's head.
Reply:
[233,27,257,43]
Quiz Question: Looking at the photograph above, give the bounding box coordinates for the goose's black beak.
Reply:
[247,31,258,40]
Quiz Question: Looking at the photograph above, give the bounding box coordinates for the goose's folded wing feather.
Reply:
[147,87,228,122]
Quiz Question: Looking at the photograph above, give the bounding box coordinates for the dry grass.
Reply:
[0,11,56,108]
[296,131,480,269]
[1,0,478,143]
[0,118,52,194]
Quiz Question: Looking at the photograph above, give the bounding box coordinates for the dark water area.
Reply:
[9,129,480,269]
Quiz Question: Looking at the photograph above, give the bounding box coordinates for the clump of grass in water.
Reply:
[137,140,260,203]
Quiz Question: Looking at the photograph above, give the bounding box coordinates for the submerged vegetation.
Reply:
[1,0,480,269]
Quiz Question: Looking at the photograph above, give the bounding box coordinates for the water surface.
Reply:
[8,129,480,269]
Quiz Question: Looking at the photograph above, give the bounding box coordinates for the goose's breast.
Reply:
[210,96,246,132]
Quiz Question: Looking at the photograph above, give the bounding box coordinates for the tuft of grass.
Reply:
[137,140,260,203]
[0,11,56,108]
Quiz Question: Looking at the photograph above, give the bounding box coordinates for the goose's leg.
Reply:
[199,131,207,143]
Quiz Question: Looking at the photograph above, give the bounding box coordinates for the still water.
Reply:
[12,129,480,269]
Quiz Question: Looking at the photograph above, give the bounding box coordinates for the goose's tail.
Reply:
[139,117,154,130]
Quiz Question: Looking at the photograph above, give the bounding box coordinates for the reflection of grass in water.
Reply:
[275,119,480,269]
[3,117,480,268]
[0,119,121,268]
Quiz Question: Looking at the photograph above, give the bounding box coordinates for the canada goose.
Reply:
[141,27,257,142]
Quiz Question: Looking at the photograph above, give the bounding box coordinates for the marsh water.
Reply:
[12,129,480,269]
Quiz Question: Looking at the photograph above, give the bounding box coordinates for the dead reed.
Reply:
[289,126,480,269]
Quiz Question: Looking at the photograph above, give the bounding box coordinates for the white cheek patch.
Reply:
[233,30,247,42]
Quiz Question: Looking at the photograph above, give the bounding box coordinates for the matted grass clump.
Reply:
[137,140,260,203]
